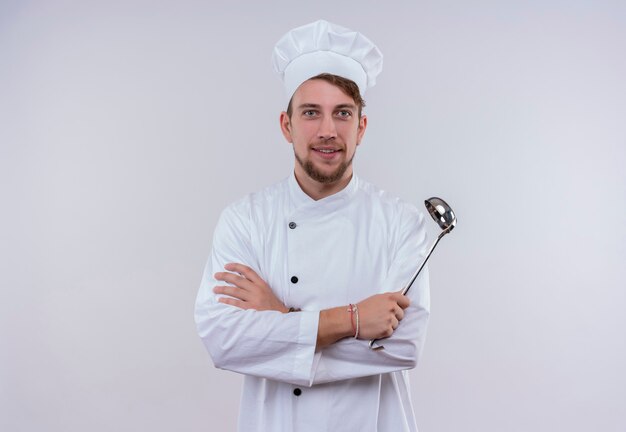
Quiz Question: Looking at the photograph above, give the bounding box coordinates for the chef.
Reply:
[195,20,430,432]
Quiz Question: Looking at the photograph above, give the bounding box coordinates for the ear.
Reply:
[356,114,367,145]
[280,111,293,143]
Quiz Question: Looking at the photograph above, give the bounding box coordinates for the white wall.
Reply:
[1,1,624,431]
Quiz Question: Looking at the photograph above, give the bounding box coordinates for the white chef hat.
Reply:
[272,20,383,100]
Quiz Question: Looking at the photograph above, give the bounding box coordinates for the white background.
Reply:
[1,1,625,431]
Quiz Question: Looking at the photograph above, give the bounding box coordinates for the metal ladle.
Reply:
[369,197,457,351]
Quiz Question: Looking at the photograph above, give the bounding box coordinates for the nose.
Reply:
[317,115,337,141]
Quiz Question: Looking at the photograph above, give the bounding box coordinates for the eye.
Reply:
[336,110,352,118]
[303,110,318,117]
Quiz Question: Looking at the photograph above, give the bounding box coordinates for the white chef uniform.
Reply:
[195,172,430,431]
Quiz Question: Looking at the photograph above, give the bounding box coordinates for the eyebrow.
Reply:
[297,103,321,110]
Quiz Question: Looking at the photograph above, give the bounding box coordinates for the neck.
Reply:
[293,166,353,201]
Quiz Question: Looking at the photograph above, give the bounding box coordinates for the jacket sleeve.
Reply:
[310,205,431,385]
[194,203,320,386]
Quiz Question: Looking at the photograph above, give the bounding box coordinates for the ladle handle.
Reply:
[369,226,453,351]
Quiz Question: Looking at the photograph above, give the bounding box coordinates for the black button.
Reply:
[293,388,302,396]
[288,222,297,229]
[290,276,298,284]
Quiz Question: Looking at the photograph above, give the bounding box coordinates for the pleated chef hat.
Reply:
[272,20,383,100]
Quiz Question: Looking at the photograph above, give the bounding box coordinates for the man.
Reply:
[195,20,430,431]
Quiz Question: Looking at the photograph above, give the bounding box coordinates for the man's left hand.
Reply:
[213,263,289,313]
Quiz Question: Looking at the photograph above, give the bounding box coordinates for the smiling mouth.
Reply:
[312,147,341,154]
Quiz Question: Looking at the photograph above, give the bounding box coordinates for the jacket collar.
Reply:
[288,170,359,216]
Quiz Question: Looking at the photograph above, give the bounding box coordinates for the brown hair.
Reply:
[286,73,366,118]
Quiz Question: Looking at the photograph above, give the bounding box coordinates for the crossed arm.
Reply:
[196,203,429,386]
[213,262,410,350]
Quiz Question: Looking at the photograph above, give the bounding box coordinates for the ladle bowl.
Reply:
[425,197,456,231]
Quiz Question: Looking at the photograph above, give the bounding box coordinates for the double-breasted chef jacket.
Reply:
[195,172,430,432]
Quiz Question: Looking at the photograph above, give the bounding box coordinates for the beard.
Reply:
[294,149,355,184]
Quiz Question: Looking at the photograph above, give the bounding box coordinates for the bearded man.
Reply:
[195,20,431,432]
